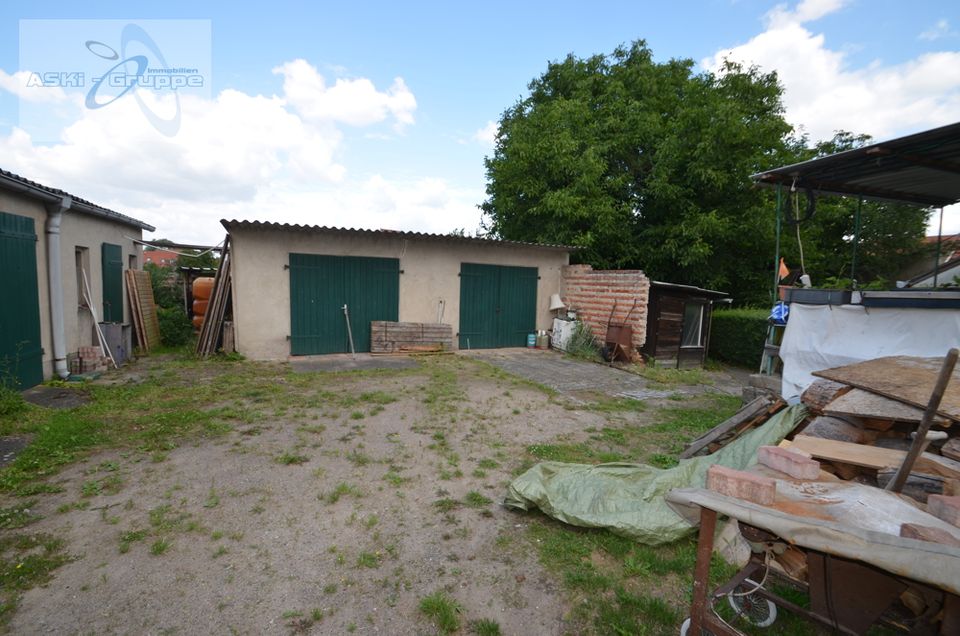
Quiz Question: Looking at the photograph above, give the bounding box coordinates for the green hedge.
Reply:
[708,308,769,369]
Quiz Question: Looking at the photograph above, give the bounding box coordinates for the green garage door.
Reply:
[459,263,538,349]
[289,254,400,355]
[0,211,44,388]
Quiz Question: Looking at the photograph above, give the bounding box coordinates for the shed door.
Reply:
[289,254,399,355]
[101,243,123,323]
[0,211,44,388]
[459,263,537,349]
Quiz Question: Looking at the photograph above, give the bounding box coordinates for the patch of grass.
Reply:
[433,498,460,513]
[634,364,712,386]
[526,443,627,464]
[212,546,228,559]
[275,452,309,465]
[346,449,372,466]
[322,482,362,505]
[0,502,39,529]
[418,590,463,634]
[356,551,381,569]
[382,470,409,487]
[118,528,148,554]
[477,458,499,469]
[0,531,71,623]
[587,397,648,413]
[203,487,220,508]
[149,538,171,555]
[464,491,492,508]
[468,618,502,636]
[323,583,337,594]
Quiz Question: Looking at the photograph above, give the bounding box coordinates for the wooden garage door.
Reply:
[459,263,538,349]
[289,254,399,355]
[0,211,44,388]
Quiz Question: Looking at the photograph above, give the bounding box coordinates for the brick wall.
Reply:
[561,264,650,353]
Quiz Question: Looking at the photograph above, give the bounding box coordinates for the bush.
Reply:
[565,322,602,362]
[157,306,194,347]
[708,308,769,369]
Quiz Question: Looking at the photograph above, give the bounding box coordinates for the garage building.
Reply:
[221,220,572,359]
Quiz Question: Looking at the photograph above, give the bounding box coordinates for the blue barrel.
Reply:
[527,333,537,348]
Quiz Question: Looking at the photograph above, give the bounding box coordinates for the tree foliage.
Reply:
[481,41,930,305]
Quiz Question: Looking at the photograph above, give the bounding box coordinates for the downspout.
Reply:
[45,196,71,379]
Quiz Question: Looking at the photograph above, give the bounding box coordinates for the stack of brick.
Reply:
[77,345,111,374]
[560,264,650,354]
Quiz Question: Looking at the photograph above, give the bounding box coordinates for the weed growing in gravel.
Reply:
[464,491,492,508]
[322,482,362,505]
[275,452,309,465]
[356,551,381,568]
[418,590,462,634]
[0,532,71,625]
[150,538,171,555]
[468,618,502,636]
[0,502,39,529]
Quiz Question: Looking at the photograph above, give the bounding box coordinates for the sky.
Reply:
[0,0,958,245]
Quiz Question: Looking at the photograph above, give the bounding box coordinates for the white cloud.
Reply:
[273,59,416,130]
[0,69,70,103]
[0,59,471,244]
[472,120,498,146]
[920,19,953,41]
[702,1,960,142]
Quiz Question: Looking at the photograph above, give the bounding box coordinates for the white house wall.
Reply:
[228,227,570,360]
[0,189,143,380]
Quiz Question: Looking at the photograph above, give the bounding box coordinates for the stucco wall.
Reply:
[228,227,570,360]
[0,189,143,380]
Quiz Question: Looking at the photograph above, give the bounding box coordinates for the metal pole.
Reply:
[772,184,782,303]
[343,304,356,359]
[850,196,862,282]
[934,207,944,287]
[886,348,958,493]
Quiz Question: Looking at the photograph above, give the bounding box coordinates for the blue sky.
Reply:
[0,0,958,243]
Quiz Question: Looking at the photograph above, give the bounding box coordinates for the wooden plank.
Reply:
[126,269,160,351]
[783,436,960,480]
[801,379,852,414]
[125,270,145,350]
[813,356,960,422]
[942,438,960,462]
[825,388,949,425]
[678,396,775,459]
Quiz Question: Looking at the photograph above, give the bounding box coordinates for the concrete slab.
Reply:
[21,385,90,409]
[289,354,420,373]
[0,436,29,467]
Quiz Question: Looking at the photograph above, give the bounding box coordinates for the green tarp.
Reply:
[504,404,807,545]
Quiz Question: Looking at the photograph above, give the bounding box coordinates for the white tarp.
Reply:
[780,303,960,400]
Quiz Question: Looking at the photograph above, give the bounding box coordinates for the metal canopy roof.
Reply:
[751,121,960,207]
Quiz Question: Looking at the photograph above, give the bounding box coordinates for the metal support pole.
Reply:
[934,207,944,287]
[850,196,862,282]
[772,184,782,303]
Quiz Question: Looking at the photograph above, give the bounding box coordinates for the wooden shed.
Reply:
[641,281,727,368]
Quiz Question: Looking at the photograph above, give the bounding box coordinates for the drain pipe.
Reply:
[45,196,71,379]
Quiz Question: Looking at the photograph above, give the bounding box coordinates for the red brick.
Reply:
[757,446,820,480]
[900,523,960,547]
[927,495,960,527]
[706,465,776,505]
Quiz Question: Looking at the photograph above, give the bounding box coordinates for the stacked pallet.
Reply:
[125,270,162,351]
[370,321,452,354]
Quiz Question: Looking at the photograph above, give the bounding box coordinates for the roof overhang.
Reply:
[650,280,728,299]
[751,122,960,208]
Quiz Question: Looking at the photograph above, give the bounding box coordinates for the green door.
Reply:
[0,211,44,388]
[289,254,399,355]
[101,243,123,323]
[459,263,538,349]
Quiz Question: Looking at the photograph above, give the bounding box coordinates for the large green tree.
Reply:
[480,41,929,304]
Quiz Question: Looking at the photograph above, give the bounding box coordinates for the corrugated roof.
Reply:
[0,168,155,231]
[751,122,960,207]
[650,280,728,298]
[220,219,576,252]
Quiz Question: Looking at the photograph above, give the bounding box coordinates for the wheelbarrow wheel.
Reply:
[679,617,715,636]
[727,579,777,627]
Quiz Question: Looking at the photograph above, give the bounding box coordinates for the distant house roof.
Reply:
[144,249,180,265]
[751,121,960,207]
[220,219,576,252]
[0,168,155,231]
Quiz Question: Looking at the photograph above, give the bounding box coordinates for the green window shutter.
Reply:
[0,211,44,388]
[101,243,123,323]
